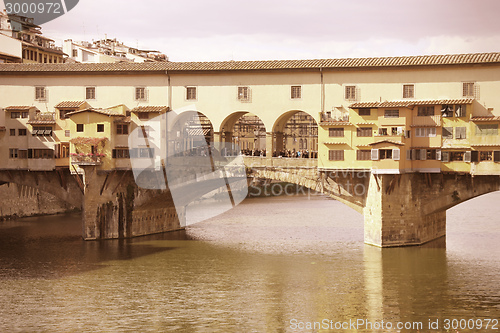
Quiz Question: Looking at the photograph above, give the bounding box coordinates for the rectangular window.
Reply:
[415,127,436,137]
[116,124,129,135]
[480,151,493,161]
[19,150,28,159]
[358,108,370,116]
[76,124,84,132]
[21,112,28,118]
[441,151,450,162]
[357,127,372,137]
[463,82,474,97]
[30,149,54,159]
[135,87,147,101]
[417,106,434,116]
[475,124,498,136]
[379,149,393,160]
[238,86,250,101]
[9,129,16,136]
[86,87,96,100]
[59,110,69,119]
[442,127,453,139]
[112,148,130,159]
[35,86,46,101]
[384,109,399,118]
[291,86,301,99]
[186,86,197,100]
[328,150,344,161]
[403,84,414,98]
[72,49,78,57]
[455,104,466,117]
[441,105,454,117]
[10,112,20,119]
[97,124,104,132]
[9,148,18,158]
[345,86,356,101]
[378,128,388,136]
[18,128,27,136]
[356,150,371,160]
[139,147,154,158]
[329,128,344,137]
[455,127,466,139]
[65,130,70,137]
[32,126,52,136]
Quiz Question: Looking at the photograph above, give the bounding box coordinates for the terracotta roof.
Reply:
[55,101,87,109]
[66,108,125,117]
[470,143,500,146]
[350,99,474,109]
[4,105,33,111]
[470,116,500,122]
[369,140,405,146]
[319,121,351,126]
[131,106,168,113]
[0,52,500,73]
[28,120,56,125]
[323,142,348,145]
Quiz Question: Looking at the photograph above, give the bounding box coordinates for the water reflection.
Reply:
[0,193,498,332]
[0,213,186,280]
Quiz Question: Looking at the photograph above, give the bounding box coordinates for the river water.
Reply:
[0,191,499,332]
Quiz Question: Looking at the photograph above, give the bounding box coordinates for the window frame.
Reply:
[97,124,105,133]
[344,85,356,101]
[291,85,302,99]
[186,86,197,100]
[463,82,474,97]
[403,84,414,99]
[328,128,344,137]
[328,150,344,161]
[357,127,372,137]
[35,86,46,101]
[384,109,399,118]
[237,86,250,101]
[76,124,84,132]
[135,87,147,101]
[116,123,129,135]
[86,86,96,100]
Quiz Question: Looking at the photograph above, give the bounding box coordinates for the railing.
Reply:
[71,155,103,165]
[320,112,349,123]
[29,112,56,123]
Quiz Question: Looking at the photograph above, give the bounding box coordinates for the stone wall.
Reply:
[0,183,76,219]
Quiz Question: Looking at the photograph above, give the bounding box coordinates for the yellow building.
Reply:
[0,52,500,175]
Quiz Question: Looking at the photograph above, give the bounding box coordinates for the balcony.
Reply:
[412,115,441,127]
[28,112,56,125]
[71,154,104,166]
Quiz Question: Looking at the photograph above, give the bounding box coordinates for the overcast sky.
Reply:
[4,0,500,61]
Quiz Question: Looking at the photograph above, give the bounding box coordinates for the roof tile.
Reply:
[0,52,499,73]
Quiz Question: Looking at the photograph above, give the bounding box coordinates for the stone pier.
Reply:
[81,166,185,240]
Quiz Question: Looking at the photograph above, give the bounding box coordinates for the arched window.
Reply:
[304,139,307,149]
[299,139,303,149]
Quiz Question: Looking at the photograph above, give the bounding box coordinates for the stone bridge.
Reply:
[244,156,500,247]
[1,157,499,247]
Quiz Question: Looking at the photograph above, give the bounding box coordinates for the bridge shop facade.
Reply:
[1,52,500,247]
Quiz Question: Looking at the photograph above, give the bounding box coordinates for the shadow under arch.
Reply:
[272,110,319,158]
[219,111,267,156]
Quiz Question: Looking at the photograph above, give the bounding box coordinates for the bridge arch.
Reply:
[168,110,214,155]
[218,112,267,155]
[272,110,319,158]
